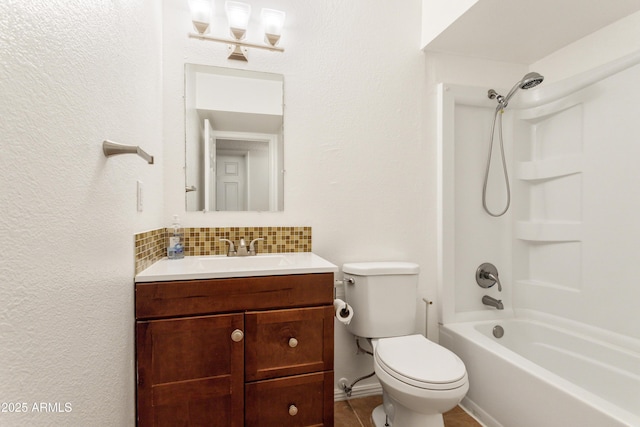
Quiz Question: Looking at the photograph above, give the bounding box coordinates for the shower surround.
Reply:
[436,51,640,426]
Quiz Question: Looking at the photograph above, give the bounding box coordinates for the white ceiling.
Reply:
[424,0,640,64]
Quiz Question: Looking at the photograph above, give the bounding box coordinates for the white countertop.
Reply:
[135,252,338,282]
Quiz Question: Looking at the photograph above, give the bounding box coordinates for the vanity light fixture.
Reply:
[187,0,285,61]
[225,1,251,60]
[260,8,286,46]
[225,1,251,39]
[188,0,213,34]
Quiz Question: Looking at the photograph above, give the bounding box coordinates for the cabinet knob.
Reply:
[231,329,244,342]
[288,337,298,348]
[288,405,298,416]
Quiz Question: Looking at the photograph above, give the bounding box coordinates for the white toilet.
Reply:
[343,262,468,427]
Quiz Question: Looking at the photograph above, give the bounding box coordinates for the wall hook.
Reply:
[102,140,154,164]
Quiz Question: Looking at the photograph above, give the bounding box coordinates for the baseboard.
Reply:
[334,382,383,402]
[459,397,497,427]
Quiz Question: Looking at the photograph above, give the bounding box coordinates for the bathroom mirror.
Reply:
[185,64,284,212]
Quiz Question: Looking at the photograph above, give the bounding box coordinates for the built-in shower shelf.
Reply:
[515,221,582,242]
[516,156,582,181]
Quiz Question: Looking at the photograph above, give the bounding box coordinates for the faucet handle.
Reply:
[485,271,502,292]
[249,237,264,255]
[476,262,502,292]
[219,239,236,256]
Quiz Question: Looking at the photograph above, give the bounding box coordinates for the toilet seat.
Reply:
[374,334,467,390]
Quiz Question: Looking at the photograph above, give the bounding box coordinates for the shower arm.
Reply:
[489,72,544,110]
[487,89,509,111]
[490,82,520,109]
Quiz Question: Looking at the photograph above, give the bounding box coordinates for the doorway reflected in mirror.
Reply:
[185,64,284,211]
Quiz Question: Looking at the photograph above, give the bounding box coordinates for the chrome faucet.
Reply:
[237,238,248,256]
[482,295,504,310]
[219,237,264,257]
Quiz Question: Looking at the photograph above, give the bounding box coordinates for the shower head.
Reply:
[502,72,544,106]
[520,72,544,89]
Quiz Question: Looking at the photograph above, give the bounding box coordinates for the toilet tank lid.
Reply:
[343,262,420,276]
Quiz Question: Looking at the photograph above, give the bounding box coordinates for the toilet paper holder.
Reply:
[339,302,351,317]
[333,298,353,325]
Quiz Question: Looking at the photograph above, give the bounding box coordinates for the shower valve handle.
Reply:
[483,271,502,292]
[476,263,502,292]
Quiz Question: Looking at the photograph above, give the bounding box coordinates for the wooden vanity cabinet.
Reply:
[136,313,244,427]
[135,273,334,427]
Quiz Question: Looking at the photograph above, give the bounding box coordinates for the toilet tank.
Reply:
[343,262,420,338]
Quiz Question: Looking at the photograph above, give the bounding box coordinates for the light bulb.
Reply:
[225,1,251,40]
[261,8,285,46]
[188,0,212,34]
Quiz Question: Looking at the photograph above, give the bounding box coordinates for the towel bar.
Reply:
[103,140,154,164]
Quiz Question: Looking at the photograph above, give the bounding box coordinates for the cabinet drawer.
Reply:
[136,273,333,320]
[245,306,334,381]
[245,371,334,427]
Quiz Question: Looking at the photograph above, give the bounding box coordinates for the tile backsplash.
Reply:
[134,226,312,275]
[134,228,166,274]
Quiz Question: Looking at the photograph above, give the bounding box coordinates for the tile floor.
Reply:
[335,395,482,427]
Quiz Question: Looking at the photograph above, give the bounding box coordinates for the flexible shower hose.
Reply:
[482,107,511,217]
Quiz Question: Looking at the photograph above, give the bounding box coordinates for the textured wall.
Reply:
[3,0,633,421]
[0,1,163,425]
[162,0,428,395]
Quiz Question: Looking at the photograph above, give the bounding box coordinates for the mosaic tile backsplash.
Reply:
[134,226,312,274]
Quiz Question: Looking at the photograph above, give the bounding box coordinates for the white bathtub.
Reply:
[439,311,640,427]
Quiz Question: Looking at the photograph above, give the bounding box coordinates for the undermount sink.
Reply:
[194,254,293,270]
[135,252,337,282]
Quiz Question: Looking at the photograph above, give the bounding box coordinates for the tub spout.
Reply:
[482,295,504,310]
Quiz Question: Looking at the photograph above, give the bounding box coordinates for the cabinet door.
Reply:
[245,371,334,427]
[136,314,244,427]
[245,306,334,381]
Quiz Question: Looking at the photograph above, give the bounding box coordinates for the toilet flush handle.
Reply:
[344,277,355,285]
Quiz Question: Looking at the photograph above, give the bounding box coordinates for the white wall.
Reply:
[0,1,163,426]
[510,61,640,340]
[425,53,528,328]
[2,1,637,423]
[421,0,479,49]
[515,13,640,339]
[163,0,427,395]
[431,11,640,340]
[531,10,640,83]
[425,51,529,90]
[2,1,636,423]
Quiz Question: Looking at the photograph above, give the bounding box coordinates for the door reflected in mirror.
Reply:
[185,64,284,211]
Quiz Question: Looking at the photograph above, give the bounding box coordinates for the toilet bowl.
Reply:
[341,262,469,427]
[371,335,469,427]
